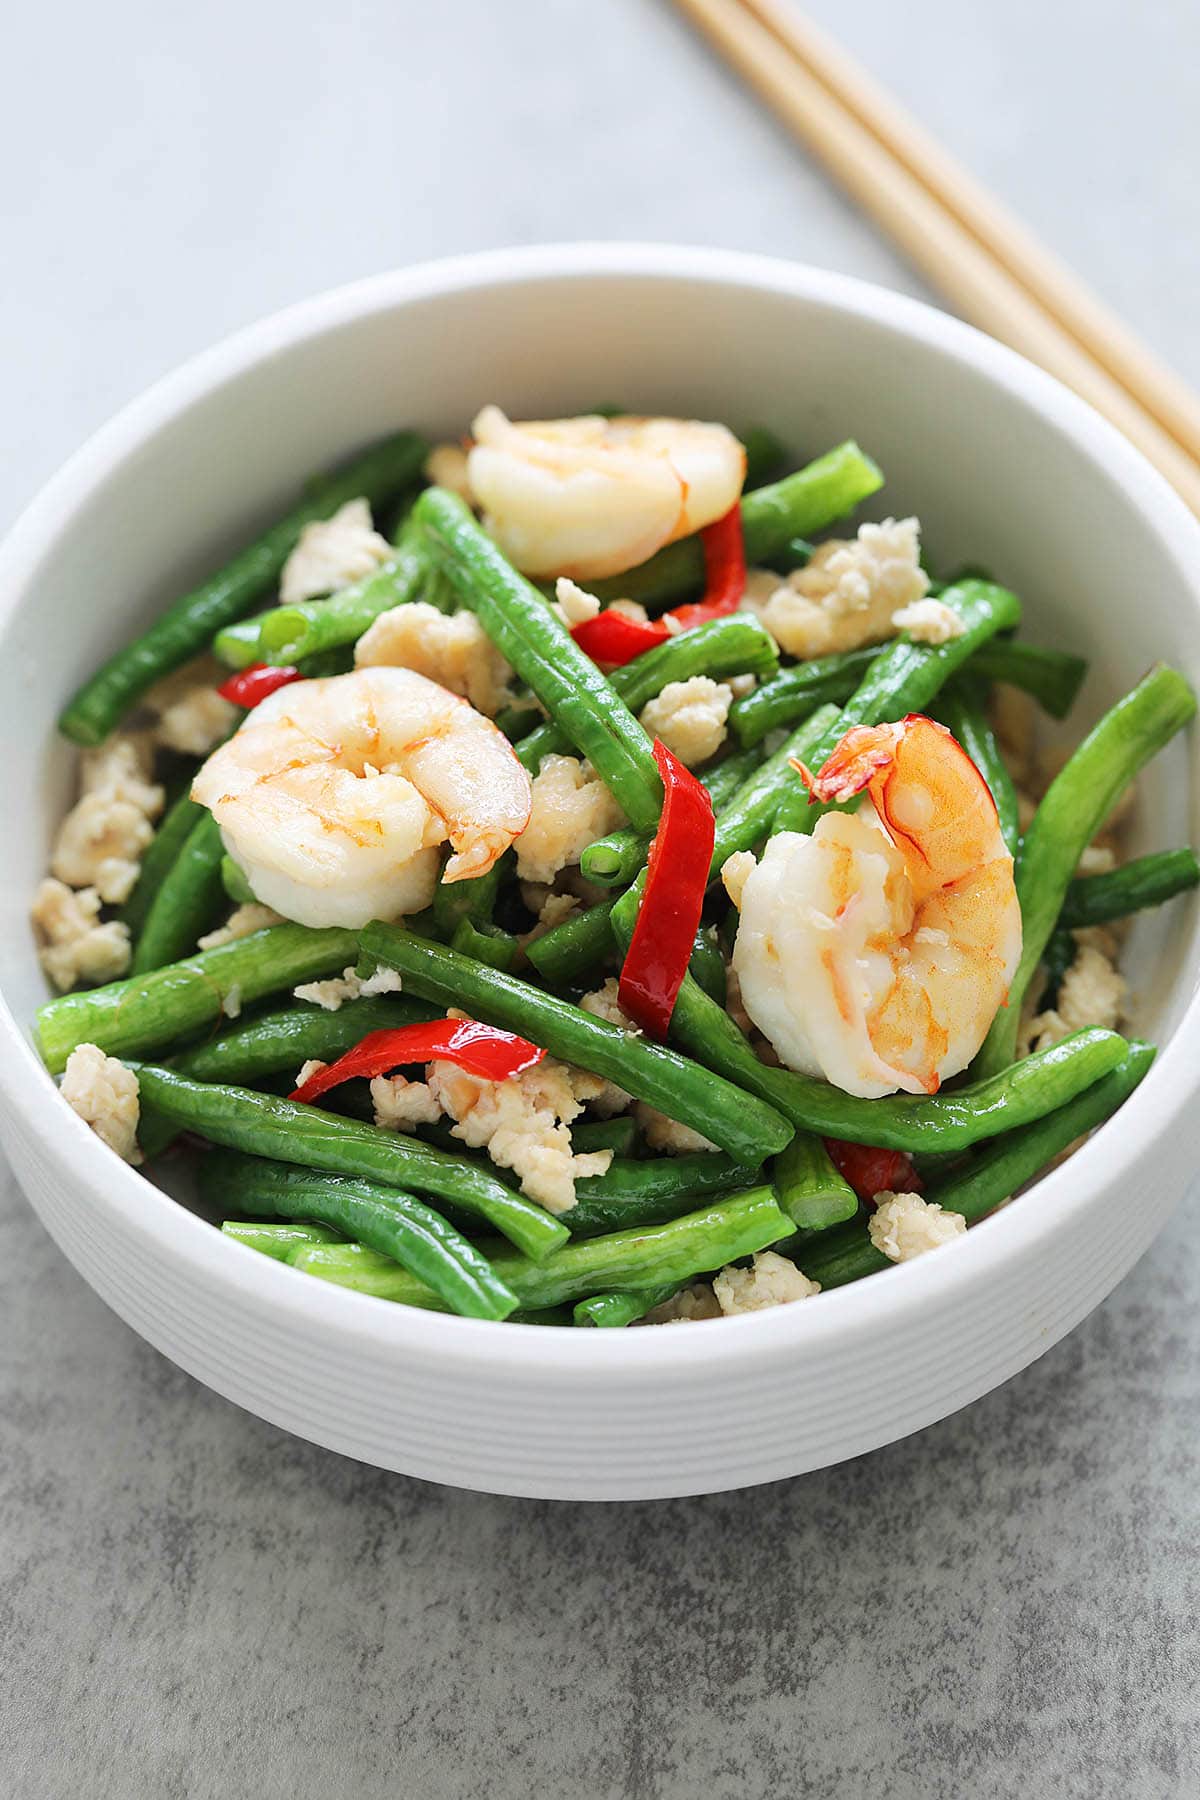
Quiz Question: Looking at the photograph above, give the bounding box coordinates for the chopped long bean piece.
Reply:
[976,665,1195,1075]
[772,1134,858,1231]
[287,1185,793,1311]
[214,617,265,671]
[573,1286,676,1328]
[770,581,1022,831]
[571,1117,638,1158]
[133,1065,569,1261]
[570,1152,757,1236]
[731,628,1081,749]
[673,993,1127,1151]
[975,638,1087,719]
[173,995,435,1083]
[221,1220,343,1260]
[741,424,788,487]
[515,614,778,770]
[255,518,437,665]
[430,853,506,940]
[130,810,227,975]
[1060,849,1200,929]
[415,488,663,830]
[801,1043,1154,1289]
[937,678,1021,856]
[358,922,794,1163]
[36,923,361,1074]
[587,442,884,608]
[59,431,428,745]
[201,1152,517,1320]
[450,916,520,972]
[119,788,207,938]
[220,856,259,904]
[525,902,617,985]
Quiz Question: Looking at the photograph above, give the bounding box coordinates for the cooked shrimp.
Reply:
[191,668,532,930]
[465,406,746,581]
[731,714,1021,1098]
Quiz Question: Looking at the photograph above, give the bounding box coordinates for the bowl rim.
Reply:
[3,239,1199,1376]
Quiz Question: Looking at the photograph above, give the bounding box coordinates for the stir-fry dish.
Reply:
[33,411,1199,1326]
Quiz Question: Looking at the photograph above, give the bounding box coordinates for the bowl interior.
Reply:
[3,251,1198,1162]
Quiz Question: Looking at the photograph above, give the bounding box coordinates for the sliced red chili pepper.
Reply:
[570,611,670,666]
[824,1138,923,1203]
[217,662,304,708]
[663,502,747,632]
[569,501,747,667]
[617,740,715,1040]
[290,1018,545,1104]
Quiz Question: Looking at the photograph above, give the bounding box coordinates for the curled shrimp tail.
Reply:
[800,719,917,806]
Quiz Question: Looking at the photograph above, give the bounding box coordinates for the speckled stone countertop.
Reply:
[3,3,1198,1793]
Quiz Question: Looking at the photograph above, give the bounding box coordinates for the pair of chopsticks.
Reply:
[672,0,1200,516]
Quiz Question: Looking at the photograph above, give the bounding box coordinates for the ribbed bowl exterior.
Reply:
[2,247,1198,1499]
[0,1086,1181,1499]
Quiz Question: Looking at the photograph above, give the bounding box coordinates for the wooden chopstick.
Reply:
[672,0,1200,516]
[740,0,1200,468]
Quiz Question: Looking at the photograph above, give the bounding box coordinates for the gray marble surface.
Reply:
[4,2,1199,1794]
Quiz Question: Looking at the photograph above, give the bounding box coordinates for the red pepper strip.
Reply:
[290,1019,546,1104]
[569,502,747,667]
[217,662,304,708]
[824,1138,923,1204]
[618,740,715,1040]
[663,502,747,631]
[570,610,670,666]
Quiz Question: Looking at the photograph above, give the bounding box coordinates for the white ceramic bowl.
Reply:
[2,245,1198,1501]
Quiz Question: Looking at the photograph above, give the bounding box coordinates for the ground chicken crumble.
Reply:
[61,1043,141,1163]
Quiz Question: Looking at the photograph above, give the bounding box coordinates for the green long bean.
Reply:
[415,488,663,830]
[173,995,435,1083]
[976,638,1088,718]
[587,441,884,608]
[358,921,793,1163]
[255,517,438,665]
[936,678,1020,856]
[1060,849,1200,930]
[59,431,428,745]
[130,810,227,975]
[801,1042,1154,1289]
[771,1134,858,1231]
[119,788,207,939]
[287,1185,792,1312]
[221,1220,343,1261]
[525,902,618,986]
[214,617,266,671]
[571,1117,638,1158]
[770,580,1022,832]
[515,614,778,771]
[731,631,1084,748]
[450,917,520,973]
[221,856,258,905]
[200,1151,517,1320]
[132,1064,569,1261]
[36,922,361,1074]
[573,1286,676,1328]
[569,1152,757,1236]
[975,664,1195,1075]
[741,424,788,488]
